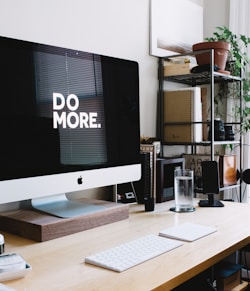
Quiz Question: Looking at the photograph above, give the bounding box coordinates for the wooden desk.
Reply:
[3,200,250,291]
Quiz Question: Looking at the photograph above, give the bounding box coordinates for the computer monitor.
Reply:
[0,36,141,217]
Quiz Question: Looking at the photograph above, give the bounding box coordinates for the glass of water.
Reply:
[174,169,194,212]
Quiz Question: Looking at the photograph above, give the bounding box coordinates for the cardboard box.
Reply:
[164,63,193,76]
[216,262,242,291]
[217,270,241,290]
[163,88,202,143]
[219,155,237,186]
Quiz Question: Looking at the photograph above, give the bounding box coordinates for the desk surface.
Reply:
[3,200,250,291]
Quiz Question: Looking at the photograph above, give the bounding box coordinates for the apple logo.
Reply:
[77,176,83,184]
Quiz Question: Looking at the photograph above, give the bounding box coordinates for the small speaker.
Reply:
[202,160,219,194]
[242,169,250,184]
[199,160,224,207]
[133,152,151,203]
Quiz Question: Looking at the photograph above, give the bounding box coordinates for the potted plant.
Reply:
[203,26,250,77]
[194,26,250,133]
[192,40,230,72]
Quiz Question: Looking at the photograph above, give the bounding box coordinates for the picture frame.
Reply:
[156,157,185,202]
[150,0,203,57]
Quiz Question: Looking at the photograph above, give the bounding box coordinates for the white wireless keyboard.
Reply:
[85,234,183,272]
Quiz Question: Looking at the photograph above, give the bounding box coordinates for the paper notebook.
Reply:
[159,222,217,242]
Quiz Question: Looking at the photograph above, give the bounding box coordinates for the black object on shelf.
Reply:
[191,64,220,73]
[224,125,235,141]
[208,119,225,141]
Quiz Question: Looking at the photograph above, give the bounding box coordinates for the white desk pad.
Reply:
[159,222,217,242]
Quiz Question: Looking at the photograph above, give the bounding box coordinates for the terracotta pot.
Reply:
[192,41,230,71]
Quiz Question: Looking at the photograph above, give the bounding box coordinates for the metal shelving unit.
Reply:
[158,49,243,200]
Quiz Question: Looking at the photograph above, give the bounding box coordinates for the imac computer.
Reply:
[0,36,141,218]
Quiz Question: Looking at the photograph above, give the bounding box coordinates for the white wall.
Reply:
[203,0,229,38]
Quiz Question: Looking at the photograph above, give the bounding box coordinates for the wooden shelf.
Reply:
[232,281,248,291]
